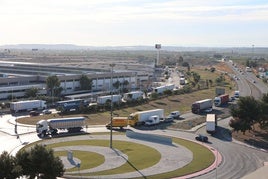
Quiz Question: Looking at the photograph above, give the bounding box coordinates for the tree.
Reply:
[25,87,39,98]
[16,144,64,179]
[113,81,120,92]
[79,74,92,90]
[259,93,268,129]
[0,151,22,179]
[230,96,261,134]
[46,75,60,97]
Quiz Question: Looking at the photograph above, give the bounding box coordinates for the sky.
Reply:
[1,0,268,47]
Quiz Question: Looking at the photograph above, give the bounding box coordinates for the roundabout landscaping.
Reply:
[24,131,218,179]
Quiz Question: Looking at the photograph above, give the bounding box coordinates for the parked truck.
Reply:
[97,95,122,105]
[128,109,164,126]
[214,94,229,107]
[191,99,213,114]
[153,84,175,94]
[36,117,85,138]
[10,100,47,113]
[206,114,217,134]
[56,99,88,112]
[123,91,143,101]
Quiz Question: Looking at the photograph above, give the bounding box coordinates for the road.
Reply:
[0,62,267,178]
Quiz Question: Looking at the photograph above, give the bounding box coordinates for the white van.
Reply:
[234,91,240,98]
[169,111,180,119]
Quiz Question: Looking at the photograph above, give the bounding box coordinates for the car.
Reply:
[162,116,174,123]
[204,108,213,113]
[195,134,208,142]
[42,109,52,114]
[29,110,40,116]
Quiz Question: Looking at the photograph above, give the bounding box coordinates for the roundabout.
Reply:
[26,130,219,179]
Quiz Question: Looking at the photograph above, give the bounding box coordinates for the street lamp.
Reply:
[109,63,115,148]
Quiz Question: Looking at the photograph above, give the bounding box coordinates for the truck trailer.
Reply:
[97,95,122,105]
[153,84,175,94]
[105,117,128,129]
[10,100,47,113]
[123,91,143,101]
[128,109,164,126]
[206,114,217,134]
[56,99,89,112]
[214,94,229,107]
[36,117,85,138]
[191,99,213,114]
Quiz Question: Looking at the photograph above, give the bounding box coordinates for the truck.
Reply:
[10,100,47,113]
[191,99,213,114]
[179,78,185,85]
[153,84,175,94]
[123,91,143,101]
[128,109,164,126]
[206,114,217,134]
[105,117,128,129]
[36,117,85,138]
[97,95,122,105]
[234,91,240,98]
[214,94,229,107]
[56,99,89,112]
[145,115,160,126]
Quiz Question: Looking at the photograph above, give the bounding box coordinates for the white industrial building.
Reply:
[0,63,152,100]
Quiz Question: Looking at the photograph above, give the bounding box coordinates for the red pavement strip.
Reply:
[173,143,222,179]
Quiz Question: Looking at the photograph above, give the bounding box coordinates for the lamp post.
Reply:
[109,63,115,148]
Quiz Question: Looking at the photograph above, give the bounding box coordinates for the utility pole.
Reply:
[109,63,115,148]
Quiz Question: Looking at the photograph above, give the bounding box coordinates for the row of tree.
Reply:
[229,94,268,133]
[0,144,64,179]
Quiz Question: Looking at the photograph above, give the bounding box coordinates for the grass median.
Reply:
[29,133,215,178]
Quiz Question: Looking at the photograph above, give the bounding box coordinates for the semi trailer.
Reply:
[191,99,213,114]
[36,117,85,138]
[206,114,217,134]
[10,100,47,113]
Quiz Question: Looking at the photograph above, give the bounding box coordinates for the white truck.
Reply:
[128,109,164,126]
[36,117,85,138]
[145,115,160,126]
[97,95,122,105]
[10,100,47,113]
[153,84,175,94]
[123,91,143,101]
[206,114,217,134]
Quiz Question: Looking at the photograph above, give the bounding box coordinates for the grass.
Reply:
[25,134,215,178]
[17,64,235,130]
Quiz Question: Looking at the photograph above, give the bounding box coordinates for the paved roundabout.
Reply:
[33,130,221,179]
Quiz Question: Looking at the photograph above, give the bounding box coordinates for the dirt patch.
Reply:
[232,123,268,150]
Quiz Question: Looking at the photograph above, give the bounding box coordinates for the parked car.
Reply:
[195,134,208,142]
[29,110,40,116]
[42,109,52,114]
[161,116,174,123]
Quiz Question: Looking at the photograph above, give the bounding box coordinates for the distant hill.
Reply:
[1,44,268,54]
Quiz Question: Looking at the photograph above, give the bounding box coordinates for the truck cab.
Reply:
[36,120,49,137]
[145,115,160,126]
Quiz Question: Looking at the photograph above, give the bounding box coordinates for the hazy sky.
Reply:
[1,0,268,47]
